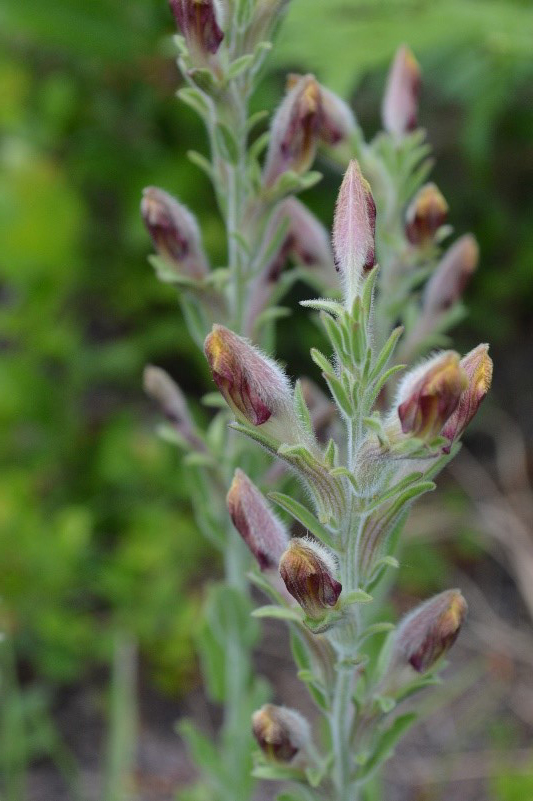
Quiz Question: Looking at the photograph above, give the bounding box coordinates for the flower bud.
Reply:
[141,187,209,279]
[442,344,492,452]
[382,45,421,137]
[405,183,448,245]
[396,351,468,440]
[204,324,293,427]
[168,0,224,58]
[332,159,376,302]
[263,74,322,186]
[143,365,204,450]
[423,234,479,315]
[393,589,467,672]
[227,469,288,570]
[279,538,341,620]
[287,74,356,146]
[252,704,310,762]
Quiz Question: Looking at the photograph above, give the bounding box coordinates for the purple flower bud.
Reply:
[168,0,224,57]
[442,344,492,452]
[382,45,421,137]
[279,538,342,620]
[332,160,376,301]
[423,234,479,315]
[252,704,310,762]
[141,187,209,279]
[263,74,323,186]
[287,74,356,146]
[143,365,205,450]
[394,589,467,672]
[396,352,468,440]
[227,469,288,570]
[405,183,448,245]
[204,324,293,427]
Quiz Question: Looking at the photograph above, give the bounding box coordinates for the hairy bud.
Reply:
[227,469,288,570]
[204,324,293,427]
[279,538,341,620]
[252,704,310,762]
[143,365,204,450]
[405,183,448,245]
[287,73,356,146]
[263,74,322,186]
[168,0,224,57]
[332,159,376,302]
[442,344,493,452]
[396,352,468,440]
[393,589,467,672]
[423,234,479,315]
[141,187,208,279]
[382,45,421,137]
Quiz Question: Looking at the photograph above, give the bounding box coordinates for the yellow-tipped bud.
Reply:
[204,325,293,428]
[168,0,224,58]
[252,704,310,762]
[279,538,342,620]
[263,74,323,186]
[286,73,356,147]
[382,45,421,137]
[394,589,467,672]
[442,344,493,452]
[405,183,448,245]
[396,352,468,440]
[141,187,208,279]
[227,469,288,570]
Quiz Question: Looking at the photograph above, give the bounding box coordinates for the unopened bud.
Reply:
[405,183,448,245]
[252,704,310,762]
[227,469,288,570]
[442,344,492,452]
[204,324,293,427]
[143,365,204,449]
[168,0,224,57]
[423,234,479,315]
[141,187,208,279]
[263,74,322,186]
[382,45,421,137]
[393,589,467,672]
[279,538,341,620]
[287,74,356,146]
[397,352,468,440]
[332,159,376,303]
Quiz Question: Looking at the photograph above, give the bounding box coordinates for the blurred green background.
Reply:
[1,0,532,795]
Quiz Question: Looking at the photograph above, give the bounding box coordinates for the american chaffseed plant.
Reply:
[141,2,493,800]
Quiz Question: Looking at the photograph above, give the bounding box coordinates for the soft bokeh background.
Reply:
[1,0,533,798]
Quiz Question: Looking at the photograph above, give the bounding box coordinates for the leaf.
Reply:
[300,298,344,316]
[187,150,214,180]
[322,372,353,418]
[342,589,373,606]
[356,713,417,780]
[268,492,335,547]
[177,87,212,119]
[310,347,335,374]
[214,122,239,164]
[252,762,306,781]
[226,53,254,80]
[251,605,303,623]
[370,326,404,381]
[294,379,315,438]
[177,720,222,779]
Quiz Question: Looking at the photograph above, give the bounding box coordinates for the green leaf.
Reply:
[342,589,373,606]
[252,762,306,781]
[214,122,240,163]
[226,53,254,80]
[187,150,214,180]
[310,347,335,374]
[177,720,222,779]
[322,372,353,418]
[300,298,344,316]
[177,87,211,119]
[252,605,303,623]
[356,713,417,780]
[370,326,404,381]
[294,379,315,438]
[268,492,335,548]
